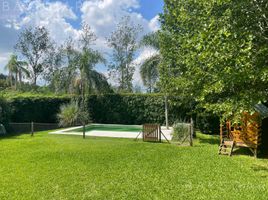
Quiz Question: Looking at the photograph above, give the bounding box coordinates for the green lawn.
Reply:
[65,124,142,133]
[0,132,268,200]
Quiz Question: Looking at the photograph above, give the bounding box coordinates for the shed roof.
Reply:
[254,103,268,119]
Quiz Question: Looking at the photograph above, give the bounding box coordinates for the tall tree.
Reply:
[15,26,53,85]
[49,39,78,94]
[160,0,268,120]
[76,24,107,96]
[107,16,142,92]
[5,54,29,89]
[49,34,111,94]
[140,32,161,93]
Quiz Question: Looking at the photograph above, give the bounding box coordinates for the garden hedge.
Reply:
[0,97,11,129]
[9,97,70,123]
[87,94,190,125]
[2,94,220,133]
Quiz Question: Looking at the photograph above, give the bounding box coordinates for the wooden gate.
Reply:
[143,124,161,142]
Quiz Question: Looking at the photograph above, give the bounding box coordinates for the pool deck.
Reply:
[50,125,173,140]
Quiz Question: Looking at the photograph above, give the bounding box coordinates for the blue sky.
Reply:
[0,0,164,85]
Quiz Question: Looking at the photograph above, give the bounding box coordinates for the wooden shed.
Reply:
[219,103,268,157]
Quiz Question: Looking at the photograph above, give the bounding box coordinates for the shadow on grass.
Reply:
[251,164,268,172]
[231,148,255,157]
[0,132,31,140]
[231,148,268,159]
[251,164,268,178]
[198,135,220,145]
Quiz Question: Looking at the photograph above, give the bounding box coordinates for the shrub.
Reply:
[0,96,11,130]
[196,112,220,134]
[57,101,80,127]
[57,101,91,127]
[9,97,70,123]
[172,122,190,142]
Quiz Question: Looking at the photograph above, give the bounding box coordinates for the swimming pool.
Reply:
[64,124,142,133]
[50,124,172,140]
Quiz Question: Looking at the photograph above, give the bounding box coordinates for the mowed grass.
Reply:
[65,124,142,133]
[0,132,268,200]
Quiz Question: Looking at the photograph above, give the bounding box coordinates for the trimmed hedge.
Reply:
[87,94,189,125]
[7,94,190,125]
[9,97,70,123]
[0,97,11,129]
[3,94,220,133]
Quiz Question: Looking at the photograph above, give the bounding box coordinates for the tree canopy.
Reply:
[160,0,268,120]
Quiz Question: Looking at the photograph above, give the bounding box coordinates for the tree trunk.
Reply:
[165,95,169,129]
[14,72,18,90]
[33,74,37,86]
[83,123,86,139]
[9,72,13,87]
[18,70,22,87]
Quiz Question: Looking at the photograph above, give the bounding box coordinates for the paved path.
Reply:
[50,126,173,141]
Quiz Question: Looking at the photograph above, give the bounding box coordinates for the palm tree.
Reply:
[140,32,169,128]
[139,32,161,93]
[140,54,161,93]
[5,55,29,89]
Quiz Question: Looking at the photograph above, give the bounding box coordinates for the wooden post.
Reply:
[190,118,194,146]
[31,122,34,137]
[83,123,86,139]
[159,125,161,143]
[165,95,169,129]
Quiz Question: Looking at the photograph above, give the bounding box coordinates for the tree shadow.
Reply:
[251,164,268,172]
[0,132,29,140]
[251,164,268,178]
[198,136,220,145]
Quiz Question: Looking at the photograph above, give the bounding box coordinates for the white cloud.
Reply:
[81,0,159,42]
[16,0,80,44]
[149,15,160,32]
[0,0,161,87]
[80,0,160,86]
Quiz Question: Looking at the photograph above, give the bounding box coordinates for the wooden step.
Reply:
[219,140,235,156]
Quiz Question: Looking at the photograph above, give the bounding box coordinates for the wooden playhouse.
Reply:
[219,103,268,157]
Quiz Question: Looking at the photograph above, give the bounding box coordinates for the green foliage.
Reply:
[48,26,111,95]
[9,97,70,123]
[4,94,191,125]
[172,122,190,142]
[196,112,220,135]
[140,32,161,49]
[5,54,29,90]
[107,16,142,92]
[140,32,161,93]
[140,54,160,93]
[57,100,91,127]
[1,89,68,99]
[160,0,268,120]
[0,132,268,199]
[87,94,191,125]
[15,26,53,85]
[0,96,11,129]
[1,93,219,133]
[57,101,80,127]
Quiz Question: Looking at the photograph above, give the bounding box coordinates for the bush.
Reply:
[196,112,220,134]
[172,122,190,142]
[9,97,70,123]
[57,101,91,127]
[0,96,11,130]
[87,94,191,125]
